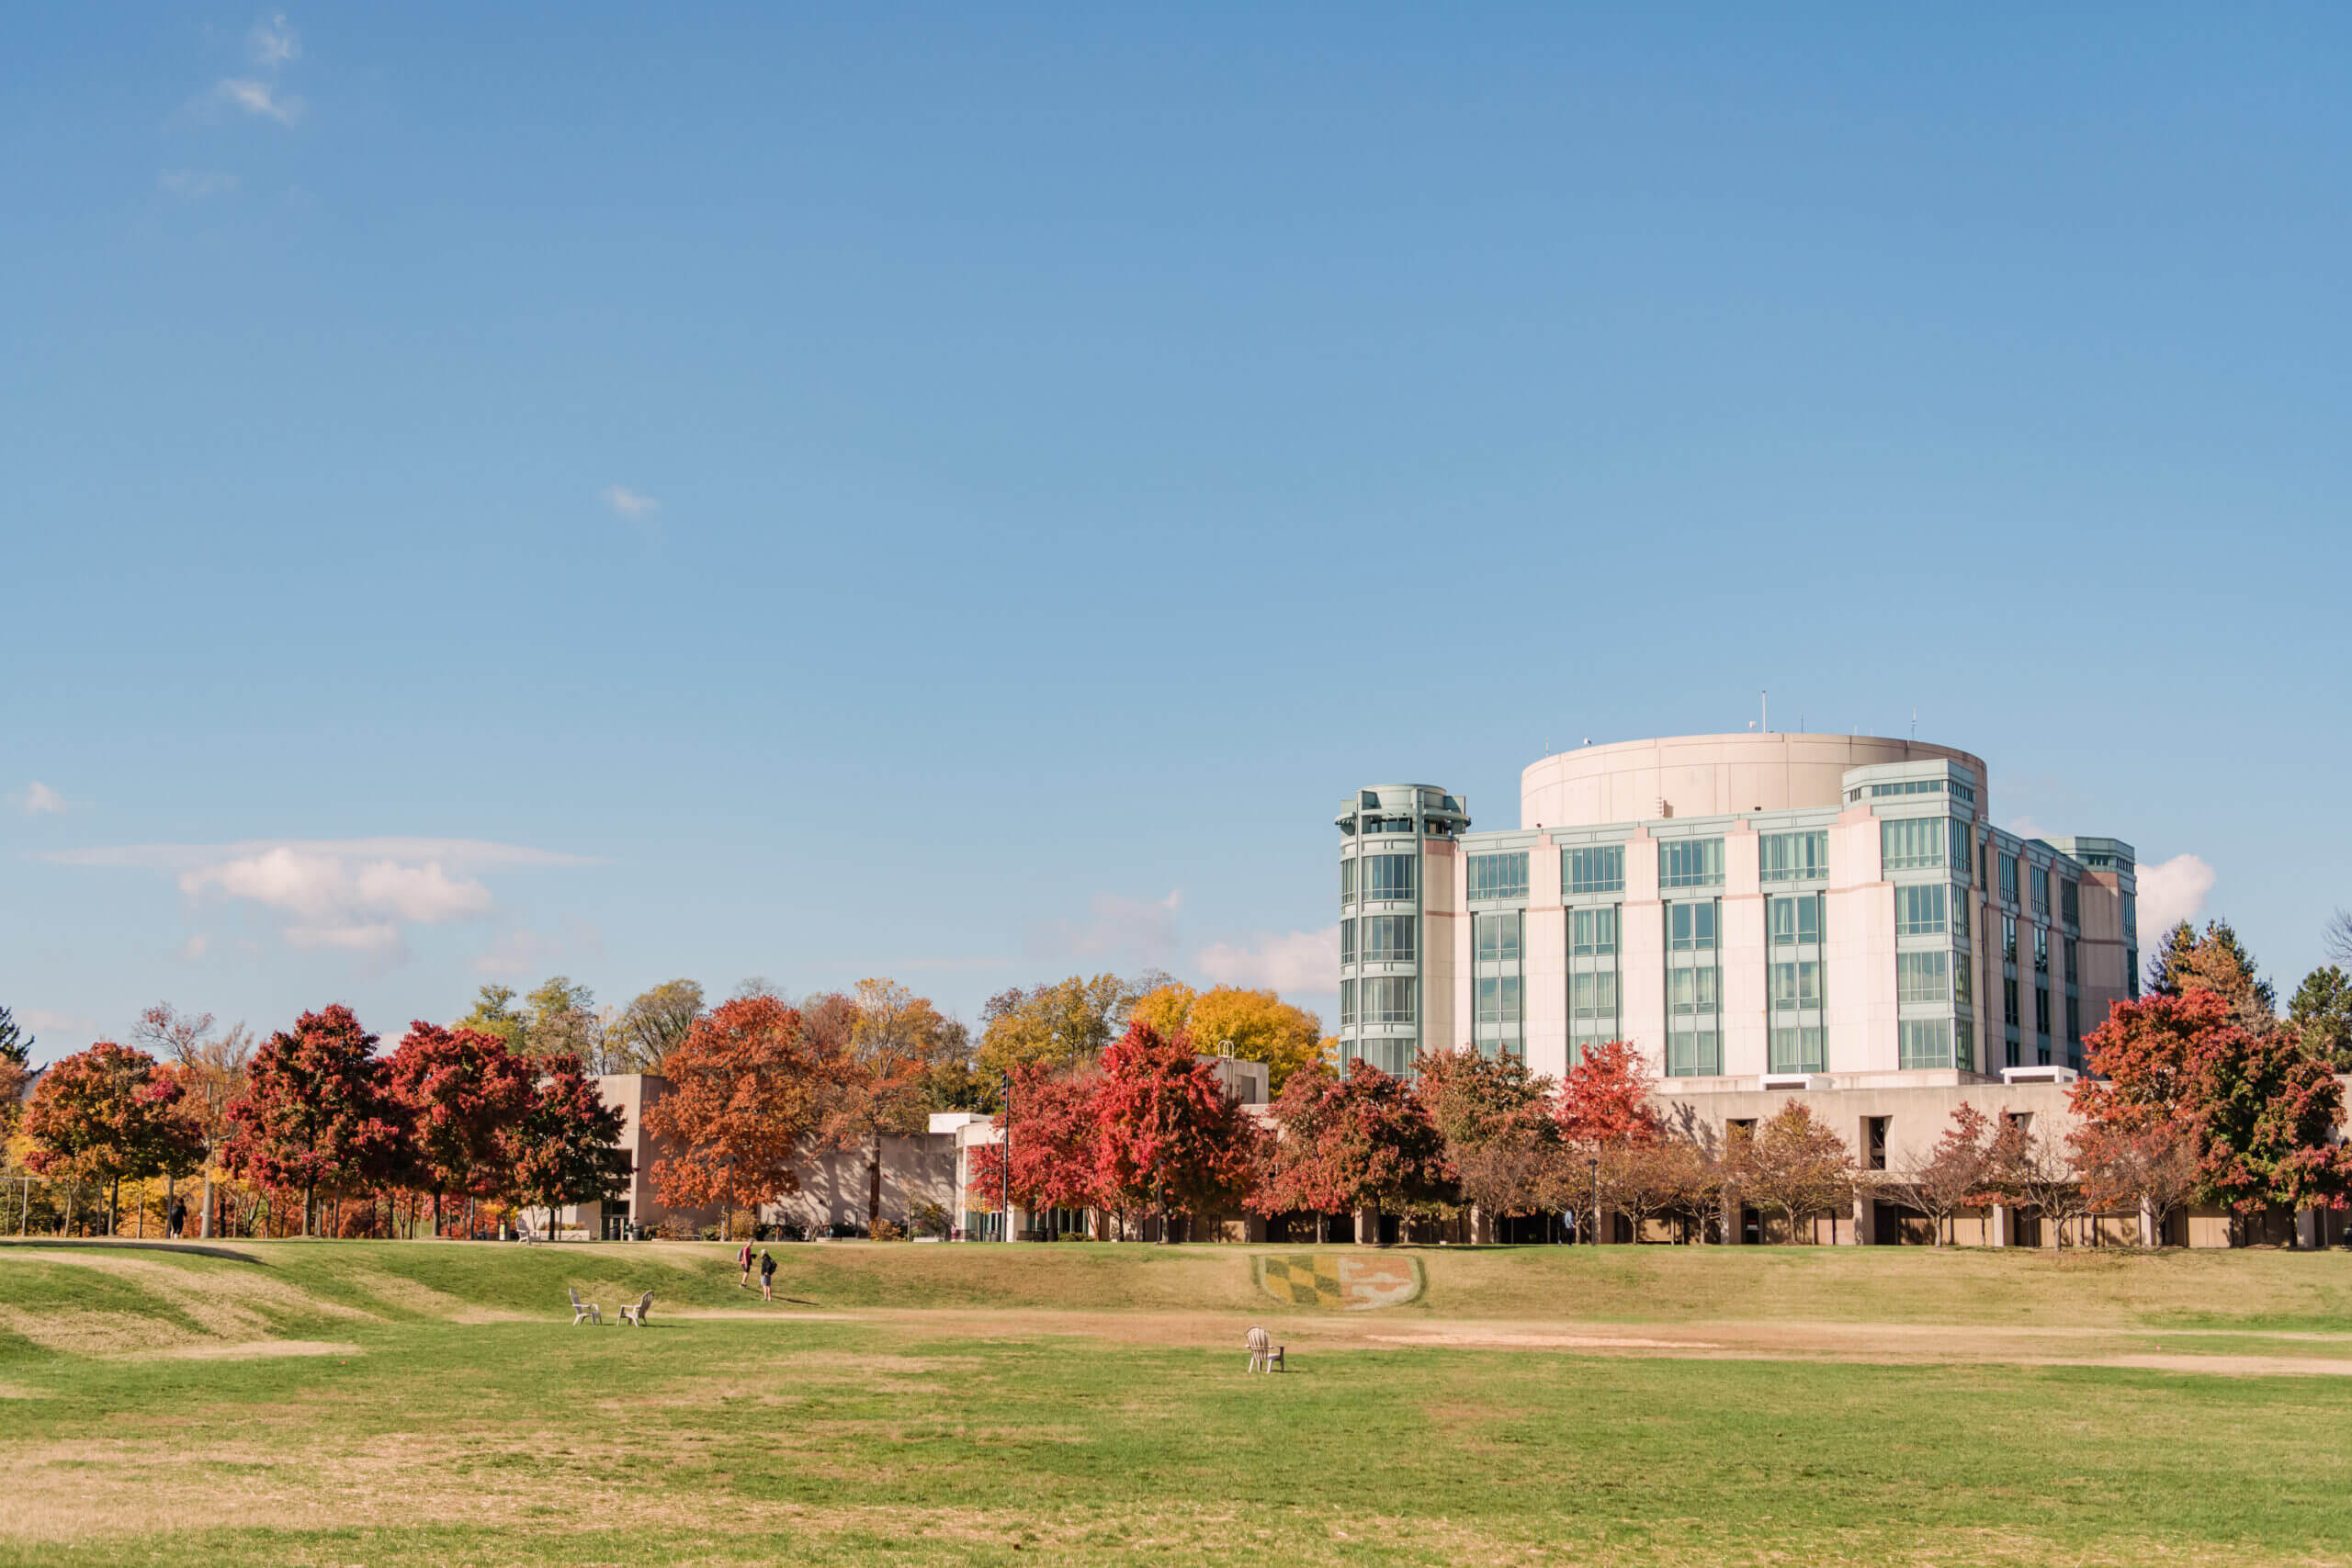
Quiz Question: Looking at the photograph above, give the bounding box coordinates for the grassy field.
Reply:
[3,1238,2350,1566]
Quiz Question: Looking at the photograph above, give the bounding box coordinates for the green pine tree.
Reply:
[0,1004,31,1069]
[2289,965,2352,1071]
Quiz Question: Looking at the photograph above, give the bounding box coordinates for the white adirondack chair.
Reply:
[619,1291,654,1327]
[1246,1325,1283,1372]
[568,1287,601,1325]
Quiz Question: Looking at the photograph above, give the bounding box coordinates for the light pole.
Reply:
[1000,1070,1012,1244]
[1588,1156,1600,1247]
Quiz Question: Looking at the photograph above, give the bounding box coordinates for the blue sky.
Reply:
[6,6,2349,1063]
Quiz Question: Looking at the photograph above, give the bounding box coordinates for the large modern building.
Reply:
[1337,732,2143,1088]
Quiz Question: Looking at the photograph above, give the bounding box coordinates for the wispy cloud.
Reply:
[48,837,594,961]
[472,918,606,977]
[17,781,70,817]
[1026,890,1183,964]
[603,484,661,518]
[2137,852,2217,940]
[214,77,302,124]
[1195,927,1339,996]
[249,12,300,70]
[158,169,242,200]
[205,13,304,126]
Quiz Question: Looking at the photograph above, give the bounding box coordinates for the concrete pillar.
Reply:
[1992,1204,2012,1247]
[1355,1207,1379,1245]
[1845,1193,1868,1246]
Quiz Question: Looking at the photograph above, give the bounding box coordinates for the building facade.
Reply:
[1337,733,2143,1088]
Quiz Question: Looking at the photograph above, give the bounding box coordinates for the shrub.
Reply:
[868,1218,905,1241]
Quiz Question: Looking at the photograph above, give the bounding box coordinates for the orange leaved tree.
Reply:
[643,995,823,1231]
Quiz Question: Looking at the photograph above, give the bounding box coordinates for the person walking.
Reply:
[758,1247,776,1303]
[738,1237,755,1288]
[167,1197,187,1239]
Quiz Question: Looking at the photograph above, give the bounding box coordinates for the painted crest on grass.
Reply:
[1256,1252,1423,1310]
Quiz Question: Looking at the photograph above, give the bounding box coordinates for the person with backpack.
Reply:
[758,1248,777,1303]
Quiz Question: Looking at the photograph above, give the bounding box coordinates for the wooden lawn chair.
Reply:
[568,1287,601,1325]
[619,1291,654,1327]
[1246,1325,1283,1372]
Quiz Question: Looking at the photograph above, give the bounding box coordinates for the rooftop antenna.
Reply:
[1761,690,1769,734]
[1911,707,1918,741]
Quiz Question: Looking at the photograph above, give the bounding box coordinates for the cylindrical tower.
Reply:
[1335,784,1469,1076]
[1521,733,1988,829]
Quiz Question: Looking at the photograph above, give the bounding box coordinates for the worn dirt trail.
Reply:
[667,1303,2352,1376]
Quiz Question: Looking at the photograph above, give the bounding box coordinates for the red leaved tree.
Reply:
[2072,988,2352,1227]
[384,1021,536,1236]
[967,1063,1107,1223]
[22,1042,205,1235]
[643,995,823,1227]
[1089,1021,1263,1240]
[1888,1102,1993,1247]
[1555,1041,1662,1150]
[220,1006,405,1237]
[504,1054,632,1239]
[1250,1059,1453,1233]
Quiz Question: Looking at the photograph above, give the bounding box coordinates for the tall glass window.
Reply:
[2033,926,2049,975]
[1771,961,1823,1010]
[1894,885,1947,936]
[2004,976,2021,1028]
[1340,859,1356,905]
[1669,902,1719,951]
[1665,897,1721,1075]
[1953,895,1971,942]
[1362,915,1416,963]
[2002,916,2018,964]
[1759,830,1829,883]
[1569,907,1618,955]
[1363,853,1416,903]
[2032,869,2051,920]
[1897,951,1950,1004]
[1999,852,2019,905]
[1954,961,1973,1007]
[1476,976,1522,1027]
[1881,818,1947,871]
[1339,918,1355,964]
[1659,839,1725,888]
[1466,852,1529,903]
[1770,894,1824,945]
[1362,977,1416,1025]
[2064,938,2079,984]
[1571,971,1618,1033]
[1565,844,1625,894]
[1899,1019,1954,1070]
[1949,818,1973,874]
[1770,1026,1826,1074]
[1467,851,1523,902]
[1338,979,1357,1025]
[2061,878,2081,927]
[1475,911,1521,963]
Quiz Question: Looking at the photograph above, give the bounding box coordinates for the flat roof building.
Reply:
[1337,732,2142,1088]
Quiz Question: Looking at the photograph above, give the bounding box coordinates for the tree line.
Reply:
[0,970,1331,1239]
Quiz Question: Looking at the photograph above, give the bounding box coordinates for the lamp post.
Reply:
[1588,1156,1600,1247]
[1000,1070,1012,1244]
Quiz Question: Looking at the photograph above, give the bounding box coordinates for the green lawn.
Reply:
[2,1239,2349,1565]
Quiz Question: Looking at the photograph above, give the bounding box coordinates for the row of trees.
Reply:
[14,1006,630,1238]
[966,970,2352,1247]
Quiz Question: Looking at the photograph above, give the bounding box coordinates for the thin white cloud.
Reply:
[472,917,606,978]
[215,77,303,125]
[2137,852,2217,941]
[180,934,210,961]
[1027,890,1183,964]
[17,782,69,817]
[159,169,242,200]
[1195,927,1340,997]
[603,485,661,517]
[250,13,300,71]
[48,837,592,961]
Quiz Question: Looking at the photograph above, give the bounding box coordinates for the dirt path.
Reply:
[666,1304,2352,1376]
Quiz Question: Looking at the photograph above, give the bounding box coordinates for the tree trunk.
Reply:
[109,1177,120,1238]
[867,1131,883,1232]
[303,1181,314,1238]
